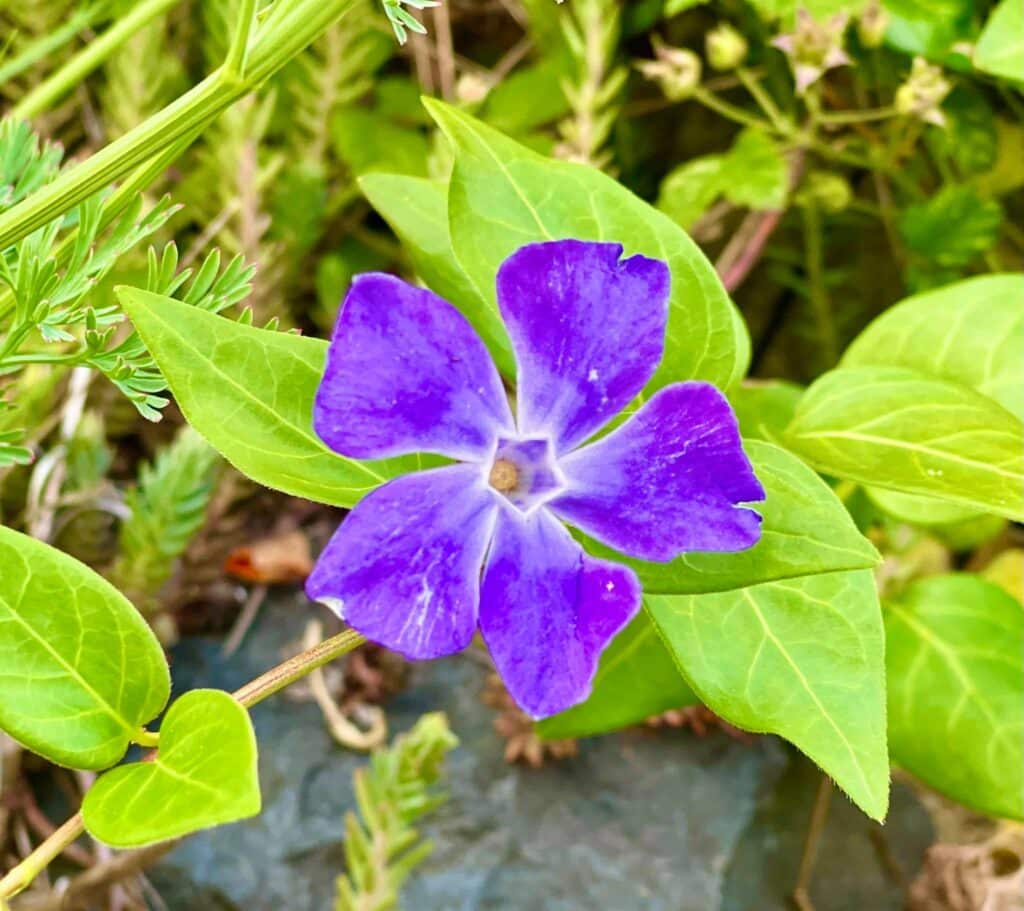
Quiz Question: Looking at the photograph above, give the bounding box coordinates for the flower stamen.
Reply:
[489,458,520,493]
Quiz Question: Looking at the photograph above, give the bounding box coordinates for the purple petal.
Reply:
[496,240,670,453]
[551,382,765,562]
[479,507,641,718]
[314,273,513,461]
[306,465,498,659]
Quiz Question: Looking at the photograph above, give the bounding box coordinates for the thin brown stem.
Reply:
[792,775,834,911]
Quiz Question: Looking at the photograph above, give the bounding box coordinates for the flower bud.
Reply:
[455,72,490,106]
[857,1,890,48]
[637,37,702,101]
[772,9,850,94]
[706,24,748,71]
[895,57,951,126]
[801,171,852,213]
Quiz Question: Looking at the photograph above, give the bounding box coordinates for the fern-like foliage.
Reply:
[555,0,626,170]
[108,426,220,609]
[336,712,458,911]
[0,119,62,211]
[380,0,438,44]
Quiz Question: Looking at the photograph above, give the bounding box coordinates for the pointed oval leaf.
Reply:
[843,273,1024,419]
[82,689,261,847]
[975,0,1024,82]
[537,608,698,740]
[116,288,420,508]
[787,366,1024,520]
[885,574,1023,820]
[583,440,880,595]
[648,569,890,821]
[0,526,170,770]
[425,99,750,394]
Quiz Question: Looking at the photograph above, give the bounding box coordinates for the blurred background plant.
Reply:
[1,0,1022,907]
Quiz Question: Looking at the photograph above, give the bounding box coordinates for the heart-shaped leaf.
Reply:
[82,689,261,847]
[117,288,424,508]
[0,526,169,770]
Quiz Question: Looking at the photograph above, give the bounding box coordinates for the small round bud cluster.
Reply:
[705,24,748,71]
[636,37,702,101]
[895,57,951,126]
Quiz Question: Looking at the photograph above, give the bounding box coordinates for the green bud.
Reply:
[802,171,852,213]
[637,39,702,101]
[706,24,748,71]
[895,57,951,126]
[856,1,890,48]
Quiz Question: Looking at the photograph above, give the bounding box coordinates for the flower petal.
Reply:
[479,507,641,718]
[551,382,765,561]
[306,465,498,659]
[496,240,670,452]
[314,273,513,461]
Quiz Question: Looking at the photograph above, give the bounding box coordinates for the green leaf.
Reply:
[843,273,1024,420]
[82,689,261,847]
[425,99,750,393]
[731,380,803,443]
[864,487,982,527]
[332,109,430,177]
[720,128,788,211]
[648,569,890,820]
[975,0,1024,82]
[117,287,414,508]
[537,609,698,740]
[357,173,514,377]
[482,55,573,133]
[656,156,725,230]
[584,440,879,595]
[0,526,169,770]
[899,185,1002,286]
[787,366,1024,520]
[885,574,1023,820]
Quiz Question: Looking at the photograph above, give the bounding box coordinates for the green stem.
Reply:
[225,0,259,77]
[817,106,896,126]
[801,199,838,367]
[11,0,180,120]
[692,87,774,132]
[0,814,86,900]
[0,0,359,251]
[736,67,790,133]
[0,1,108,88]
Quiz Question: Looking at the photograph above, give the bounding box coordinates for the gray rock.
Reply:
[151,593,931,911]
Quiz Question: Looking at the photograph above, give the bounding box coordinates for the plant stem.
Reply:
[0,814,86,901]
[0,626,366,900]
[801,199,838,367]
[692,87,772,131]
[0,0,359,251]
[817,106,896,125]
[11,0,180,120]
[736,67,790,133]
[224,0,259,78]
[233,627,366,708]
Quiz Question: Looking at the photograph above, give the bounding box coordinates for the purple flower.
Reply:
[306,240,765,718]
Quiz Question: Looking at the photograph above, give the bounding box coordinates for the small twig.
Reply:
[433,2,455,100]
[792,775,834,911]
[221,584,268,657]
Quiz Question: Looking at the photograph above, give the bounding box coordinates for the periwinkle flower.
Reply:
[306,240,764,718]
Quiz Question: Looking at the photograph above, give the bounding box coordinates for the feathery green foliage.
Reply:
[336,713,458,911]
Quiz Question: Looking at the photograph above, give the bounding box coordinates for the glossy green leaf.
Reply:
[425,99,750,394]
[357,173,513,377]
[332,109,430,177]
[117,287,415,508]
[538,609,698,740]
[584,440,879,595]
[82,689,261,847]
[787,366,1024,521]
[843,273,1024,420]
[719,128,788,211]
[731,380,803,443]
[975,0,1024,82]
[885,574,1023,820]
[657,156,725,230]
[649,569,890,820]
[0,526,169,770]
[864,487,982,527]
